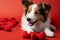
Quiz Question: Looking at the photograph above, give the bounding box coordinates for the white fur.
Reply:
[21,4,56,37]
[44,28,54,37]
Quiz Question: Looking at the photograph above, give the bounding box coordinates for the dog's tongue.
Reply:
[28,22,33,26]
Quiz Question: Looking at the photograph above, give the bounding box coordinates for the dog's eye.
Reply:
[35,11,40,14]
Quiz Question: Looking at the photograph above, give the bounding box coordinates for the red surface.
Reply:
[0,0,60,40]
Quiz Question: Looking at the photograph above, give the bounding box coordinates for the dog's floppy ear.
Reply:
[22,0,33,8]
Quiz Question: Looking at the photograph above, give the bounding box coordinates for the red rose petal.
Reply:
[3,18,9,22]
[4,25,12,31]
[0,21,5,29]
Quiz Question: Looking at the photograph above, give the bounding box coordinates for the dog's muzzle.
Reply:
[28,20,38,26]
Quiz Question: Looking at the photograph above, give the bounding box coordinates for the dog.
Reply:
[21,0,56,37]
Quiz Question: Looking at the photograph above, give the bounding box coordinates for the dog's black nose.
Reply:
[27,18,31,21]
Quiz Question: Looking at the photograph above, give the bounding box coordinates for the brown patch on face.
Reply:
[25,5,32,17]
[28,5,32,12]
[34,6,39,12]
[35,13,44,22]
[33,6,45,22]
[45,11,49,17]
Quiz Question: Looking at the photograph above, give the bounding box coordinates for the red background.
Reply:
[0,0,60,40]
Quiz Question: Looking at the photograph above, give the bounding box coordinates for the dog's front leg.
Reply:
[25,27,34,33]
[44,27,54,37]
[27,29,34,33]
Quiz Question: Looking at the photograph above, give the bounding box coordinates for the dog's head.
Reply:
[22,0,51,26]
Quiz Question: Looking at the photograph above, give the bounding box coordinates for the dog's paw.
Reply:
[27,30,34,33]
[46,31,54,37]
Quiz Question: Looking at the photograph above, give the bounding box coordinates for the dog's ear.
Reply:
[44,3,51,12]
[39,3,51,13]
[22,0,33,8]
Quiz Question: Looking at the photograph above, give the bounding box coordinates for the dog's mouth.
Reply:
[28,20,38,26]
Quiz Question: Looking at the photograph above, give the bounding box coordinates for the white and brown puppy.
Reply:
[21,0,56,37]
